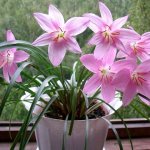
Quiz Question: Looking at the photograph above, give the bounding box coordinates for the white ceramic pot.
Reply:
[35,99,122,150]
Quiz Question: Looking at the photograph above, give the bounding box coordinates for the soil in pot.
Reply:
[45,101,106,120]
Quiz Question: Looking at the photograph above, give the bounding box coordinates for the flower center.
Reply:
[131,72,145,85]
[58,31,65,38]
[130,42,138,54]
[5,50,14,64]
[101,69,107,75]
[99,66,112,83]
[54,29,65,42]
[102,26,111,41]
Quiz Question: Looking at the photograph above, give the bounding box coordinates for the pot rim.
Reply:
[41,98,122,122]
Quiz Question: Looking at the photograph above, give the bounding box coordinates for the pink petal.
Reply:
[14,50,30,63]
[0,53,6,68]
[3,64,10,83]
[6,30,15,41]
[141,42,150,49]
[48,5,64,27]
[143,43,150,50]
[33,13,57,32]
[122,42,133,55]
[65,37,81,53]
[141,35,150,42]
[138,83,150,103]
[141,72,150,81]
[65,17,89,36]
[32,32,57,46]
[10,48,17,53]
[122,80,137,106]
[138,82,150,105]
[88,22,100,33]
[117,50,127,58]
[111,16,128,31]
[48,42,67,66]
[112,69,130,91]
[5,30,16,52]
[99,2,113,25]
[83,73,101,94]
[136,59,150,73]
[80,54,101,73]
[142,32,150,37]
[114,38,127,54]
[83,13,106,32]
[9,63,22,82]
[117,28,140,41]
[88,32,103,45]
[111,59,137,73]
[138,53,150,62]
[94,42,110,59]
[101,83,115,102]
[102,47,116,66]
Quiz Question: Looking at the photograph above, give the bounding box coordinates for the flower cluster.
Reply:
[32,2,150,106]
[80,2,150,106]
[1,2,150,108]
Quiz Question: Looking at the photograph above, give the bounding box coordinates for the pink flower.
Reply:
[33,5,89,66]
[84,2,140,59]
[80,49,120,102]
[113,59,150,106]
[118,32,150,61]
[0,30,30,83]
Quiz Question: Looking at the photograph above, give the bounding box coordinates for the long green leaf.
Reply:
[10,76,56,149]
[102,118,123,150]
[62,115,69,150]
[130,103,150,121]
[86,101,102,115]
[23,95,58,148]
[84,115,89,150]
[69,87,77,135]
[94,98,134,150]
[19,76,57,149]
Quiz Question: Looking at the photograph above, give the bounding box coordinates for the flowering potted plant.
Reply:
[0,1,150,150]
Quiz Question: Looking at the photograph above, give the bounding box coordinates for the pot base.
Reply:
[36,147,106,150]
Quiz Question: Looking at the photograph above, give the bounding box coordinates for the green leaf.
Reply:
[102,118,123,150]
[130,103,150,121]
[84,115,89,150]
[86,101,102,115]
[62,115,69,150]
[94,98,134,150]
[23,95,58,148]
[10,75,57,149]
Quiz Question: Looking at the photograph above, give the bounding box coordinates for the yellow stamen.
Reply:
[54,30,65,42]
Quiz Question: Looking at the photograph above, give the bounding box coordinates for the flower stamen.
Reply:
[99,66,112,83]
[53,30,65,42]
[132,73,146,85]
[130,42,138,54]
[6,50,14,64]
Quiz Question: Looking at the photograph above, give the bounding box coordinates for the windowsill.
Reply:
[0,118,150,141]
